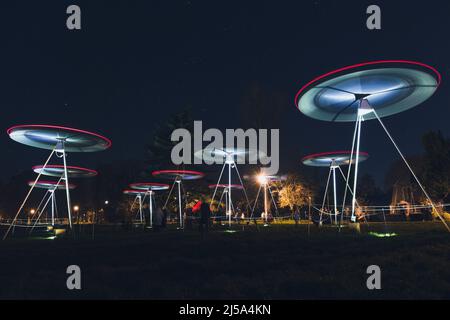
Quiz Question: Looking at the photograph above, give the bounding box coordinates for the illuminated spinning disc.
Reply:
[32,165,98,178]
[295,60,440,122]
[195,147,265,163]
[152,169,205,180]
[208,184,244,190]
[29,180,76,190]
[129,182,170,191]
[302,151,369,167]
[123,189,147,196]
[7,125,112,152]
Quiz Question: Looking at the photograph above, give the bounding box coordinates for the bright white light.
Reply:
[257,175,268,185]
[104,200,109,205]
[73,205,79,212]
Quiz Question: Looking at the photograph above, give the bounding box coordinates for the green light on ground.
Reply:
[224,230,237,234]
[368,232,398,238]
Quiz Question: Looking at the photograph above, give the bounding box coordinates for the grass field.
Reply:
[0,221,449,299]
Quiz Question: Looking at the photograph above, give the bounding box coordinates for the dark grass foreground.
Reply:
[0,222,449,299]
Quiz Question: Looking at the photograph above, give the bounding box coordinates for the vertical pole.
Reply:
[320,167,332,225]
[210,162,226,211]
[29,191,53,234]
[228,163,232,228]
[263,182,268,223]
[351,115,362,222]
[332,166,338,225]
[338,166,360,214]
[149,190,153,228]
[177,180,182,229]
[250,185,262,219]
[62,148,73,229]
[225,189,228,224]
[92,211,95,240]
[268,186,279,218]
[51,190,55,226]
[340,116,359,230]
[308,197,311,236]
[138,195,143,223]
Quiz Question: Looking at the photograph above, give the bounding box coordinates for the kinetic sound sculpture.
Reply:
[4,125,111,239]
[29,180,76,230]
[33,165,98,178]
[129,182,170,228]
[30,165,96,228]
[152,170,204,229]
[295,60,449,231]
[302,151,368,225]
[250,173,284,224]
[123,189,147,224]
[194,148,263,226]
[208,183,244,227]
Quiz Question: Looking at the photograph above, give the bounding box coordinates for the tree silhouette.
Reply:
[421,130,450,202]
[145,108,194,170]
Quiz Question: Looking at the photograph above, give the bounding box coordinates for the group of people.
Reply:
[150,199,212,237]
[151,206,168,231]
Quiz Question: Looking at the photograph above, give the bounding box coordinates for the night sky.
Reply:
[0,1,449,188]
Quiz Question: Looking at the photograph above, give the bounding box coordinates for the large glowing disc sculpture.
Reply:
[208,184,243,222]
[33,165,98,178]
[7,125,111,152]
[129,182,170,228]
[302,151,368,225]
[195,147,265,164]
[295,60,440,122]
[152,170,204,229]
[123,189,147,224]
[151,170,204,180]
[302,151,369,167]
[194,148,261,228]
[28,180,76,190]
[26,180,76,228]
[248,173,286,223]
[123,189,147,196]
[123,190,146,196]
[130,182,171,191]
[295,60,450,232]
[3,125,111,239]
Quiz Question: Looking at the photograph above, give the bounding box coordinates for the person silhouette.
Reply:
[199,200,210,239]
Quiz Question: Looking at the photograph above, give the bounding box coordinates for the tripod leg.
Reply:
[351,115,362,222]
[62,148,73,230]
[373,109,450,233]
[3,148,56,240]
[320,167,332,225]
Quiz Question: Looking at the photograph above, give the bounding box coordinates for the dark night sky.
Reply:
[0,1,449,188]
